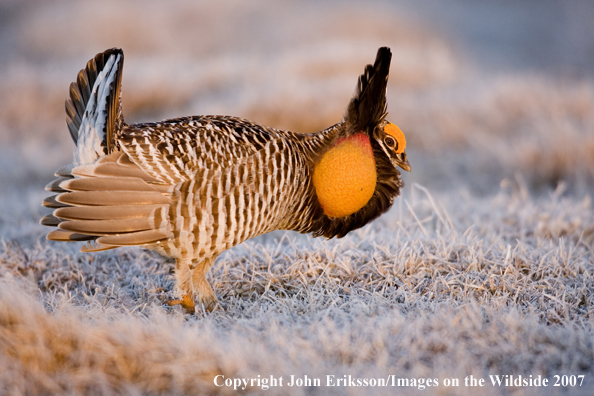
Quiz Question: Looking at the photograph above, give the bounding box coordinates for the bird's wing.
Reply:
[43,122,291,253]
[43,151,173,251]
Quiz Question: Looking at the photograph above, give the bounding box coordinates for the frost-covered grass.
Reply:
[1,186,593,395]
[1,1,594,395]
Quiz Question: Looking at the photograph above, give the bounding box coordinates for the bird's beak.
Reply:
[395,152,411,172]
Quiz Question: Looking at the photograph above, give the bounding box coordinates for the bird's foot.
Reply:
[166,294,195,314]
[166,294,220,314]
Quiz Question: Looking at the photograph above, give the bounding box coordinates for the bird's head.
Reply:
[374,119,411,172]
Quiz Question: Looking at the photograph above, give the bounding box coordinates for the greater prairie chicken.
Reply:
[42,47,410,312]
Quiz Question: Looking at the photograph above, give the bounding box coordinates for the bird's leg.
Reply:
[166,258,196,313]
[191,257,218,312]
[167,257,218,313]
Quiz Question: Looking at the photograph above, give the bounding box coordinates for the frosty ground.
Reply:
[1,1,593,395]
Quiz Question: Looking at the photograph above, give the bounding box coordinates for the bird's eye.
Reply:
[384,136,398,150]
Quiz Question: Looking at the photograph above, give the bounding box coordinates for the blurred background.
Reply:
[1,0,593,229]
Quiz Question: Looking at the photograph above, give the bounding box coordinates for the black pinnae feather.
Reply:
[345,47,391,133]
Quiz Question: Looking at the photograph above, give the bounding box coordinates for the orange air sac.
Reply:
[313,133,377,218]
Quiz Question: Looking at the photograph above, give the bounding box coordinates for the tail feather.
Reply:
[65,88,82,143]
[67,48,124,165]
[345,47,391,132]
[76,65,92,104]
[68,82,86,124]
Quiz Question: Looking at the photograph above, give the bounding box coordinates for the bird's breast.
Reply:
[312,133,377,218]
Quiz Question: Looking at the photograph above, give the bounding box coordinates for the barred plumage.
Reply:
[42,47,411,312]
